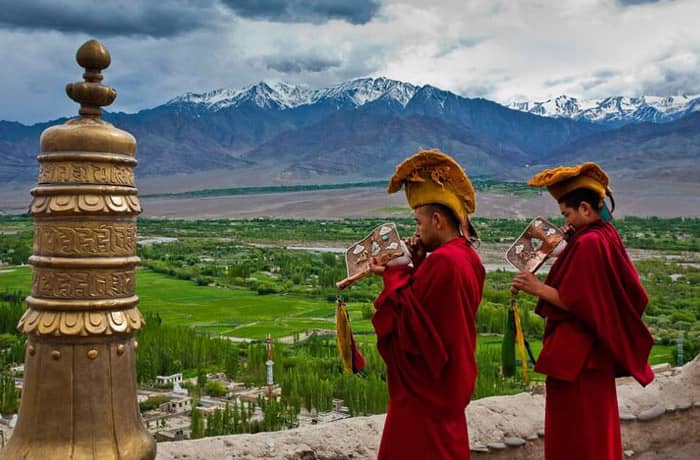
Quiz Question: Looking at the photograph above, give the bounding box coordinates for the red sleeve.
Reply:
[372,258,449,379]
[556,233,654,385]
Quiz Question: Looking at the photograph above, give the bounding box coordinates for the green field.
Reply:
[0,265,678,366]
[2,214,697,370]
[0,266,372,339]
[138,269,379,338]
[0,267,29,290]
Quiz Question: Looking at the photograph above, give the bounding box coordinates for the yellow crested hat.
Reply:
[528,162,610,201]
[387,148,476,223]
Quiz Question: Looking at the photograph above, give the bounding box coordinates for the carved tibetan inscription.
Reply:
[32,268,135,298]
[38,162,135,186]
[34,221,136,256]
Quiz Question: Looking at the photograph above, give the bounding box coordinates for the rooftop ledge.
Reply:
[157,356,700,460]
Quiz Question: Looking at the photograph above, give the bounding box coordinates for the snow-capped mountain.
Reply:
[507,95,700,125]
[170,79,700,127]
[313,77,417,107]
[166,82,312,111]
[165,77,418,113]
[3,76,699,186]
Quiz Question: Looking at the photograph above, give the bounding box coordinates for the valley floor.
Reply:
[1,178,699,219]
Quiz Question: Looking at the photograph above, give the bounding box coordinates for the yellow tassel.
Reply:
[511,295,529,383]
[335,301,354,374]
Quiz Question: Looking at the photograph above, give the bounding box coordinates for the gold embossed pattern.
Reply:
[17,307,144,336]
[29,194,141,215]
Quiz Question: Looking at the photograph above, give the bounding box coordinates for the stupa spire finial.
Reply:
[65,39,116,118]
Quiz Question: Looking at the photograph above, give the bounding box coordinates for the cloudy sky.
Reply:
[1,0,699,123]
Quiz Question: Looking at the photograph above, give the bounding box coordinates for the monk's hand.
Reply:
[405,236,426,265]
[511,271,543,297]
[560,224,575,239]
[370,252,410,275]
[387,255,411,267]
[369,256,386,274]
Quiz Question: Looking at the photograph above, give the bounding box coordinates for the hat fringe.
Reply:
[387,148,476,215]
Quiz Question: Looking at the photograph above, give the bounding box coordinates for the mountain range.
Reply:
[507,94,700,126]
[1,77,698,189]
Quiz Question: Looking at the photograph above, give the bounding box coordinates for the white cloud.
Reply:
[0,0,699,123]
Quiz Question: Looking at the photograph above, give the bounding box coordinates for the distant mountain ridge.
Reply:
[508,94,700,126]
[1,77,698,189]
[165,78,418,112]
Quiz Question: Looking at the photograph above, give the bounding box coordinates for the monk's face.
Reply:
[559,201,597,230]
[413,206,440,251]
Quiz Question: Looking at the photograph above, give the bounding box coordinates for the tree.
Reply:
[0,373,19,414]
[224,348,239,379]
[204,411,219,436]
[501,308,516,377]
[0,333,18,350]
[190,407,205,439]
[197,369,208,389]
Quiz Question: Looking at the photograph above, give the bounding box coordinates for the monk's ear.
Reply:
[431,211,442,229]
[579,201,594,216]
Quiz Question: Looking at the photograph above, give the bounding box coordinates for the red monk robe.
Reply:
[535,221,654,460]
[372,237,485,460]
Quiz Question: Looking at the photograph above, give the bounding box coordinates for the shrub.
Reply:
[204,381,228,397]
[361,303,374,320]
[139,395,171,412]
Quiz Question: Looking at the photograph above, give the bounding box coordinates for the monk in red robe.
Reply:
[370,149,485,459]
[512,162,654,460]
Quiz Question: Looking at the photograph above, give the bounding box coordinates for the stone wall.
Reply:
[156,356,700,460]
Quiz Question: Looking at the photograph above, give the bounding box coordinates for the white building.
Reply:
[160,397,192,414]
[155,373,183,386]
